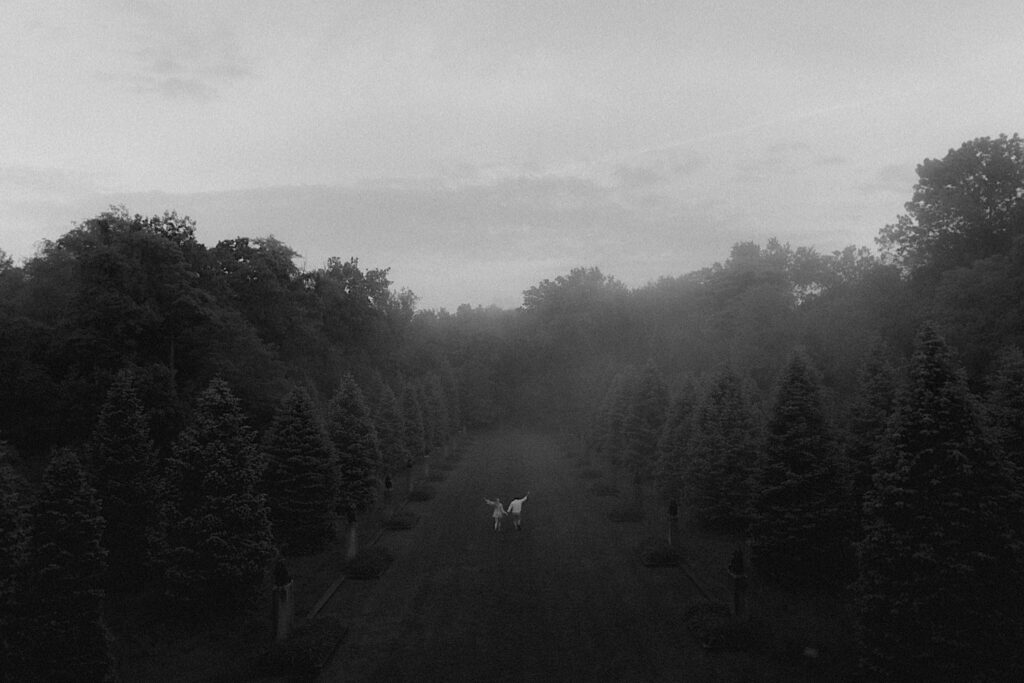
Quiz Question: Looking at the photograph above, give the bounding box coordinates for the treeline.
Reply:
[0,209,461,680]
[2,133,1023,679]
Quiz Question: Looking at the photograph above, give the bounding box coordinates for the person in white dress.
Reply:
[484,498,506,531]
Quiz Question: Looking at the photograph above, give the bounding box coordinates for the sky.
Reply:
[2,1,1023,310]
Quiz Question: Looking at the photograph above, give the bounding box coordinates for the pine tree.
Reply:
[373,382,408,474]
[752,352,850,587]
[328,374,382,514]
[14,449,115,681]
[843,345,897,526]
[264,387,337,555]
[593,368,638,469]
[620,361,669,503]
[400,383,426,463]
[687,368,761,533]
[160,378,274,610]
[87,369,160,589]
[653,380,697,502]
[438,363,461,436]
[856,324,1024,679]
[0,452,29,672]
[985,345,1024,469]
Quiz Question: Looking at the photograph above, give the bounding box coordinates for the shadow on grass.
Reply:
[382,510,420,531]
[590,481,621,497]
[636,536,680,567]
[257,615,347,680]
[408,485,437,502]
[343,546,394,580]
[607,503,645,523]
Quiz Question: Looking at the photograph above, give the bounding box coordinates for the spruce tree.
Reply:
[985,345,1024,469]
[594,367,638,469]
[400,383,426,463]
[327,374,382,514]
[15,449,114,681]
[0,453,29,673]
[161,378,274,610]
[843,345,897,526]
[653,380,697,502]
[687,368,760,533]
[856,324,1024,679]
[374,382,409,475]
[87,369,160,589]
[620,361,669,503]
[263,387,337,555]
[752,352,850,587]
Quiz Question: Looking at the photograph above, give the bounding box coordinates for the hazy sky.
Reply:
[3,1,1023,310]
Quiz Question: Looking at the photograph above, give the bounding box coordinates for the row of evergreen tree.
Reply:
[0,366,459,680]
[587,324,1024,678]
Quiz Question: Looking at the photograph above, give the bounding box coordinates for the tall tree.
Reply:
[14,449,114,681]
[373,381,409,475]
[877,133,1024,281]
[160,378,274,610]
[263,387,337,555]
[843,344,898,520]
[653,380,697,502]
[327,374,382,515]
[752,352,850,587]
[619,361,669,503]
[0,452,29,673]
[686,368,761,533]
[87,369,160,589]
[985,346,1024,469]
[856,324,1024,679]
[400,383,426,465]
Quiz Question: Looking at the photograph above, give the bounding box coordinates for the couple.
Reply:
[484,492,529,531]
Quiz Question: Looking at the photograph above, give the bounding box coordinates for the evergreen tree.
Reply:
[653,380,697,502]
[160,378,274,610]
[620,361,669,502]
[0,452,29,672]
[985,345,1024,469]
[327,374,382,514]
[593,367,638,469]
[752,352,850,587]
[400,383,426,463]
[438,362,461,436]
[263,387,337,555]
[687,368,761,533]
[14,449,114,681]
[374,382,409,474]
[843,345,898,525]
[87,369,160,589]
[856,324,1024,679]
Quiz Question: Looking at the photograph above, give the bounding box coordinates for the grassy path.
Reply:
[318,429,709,681]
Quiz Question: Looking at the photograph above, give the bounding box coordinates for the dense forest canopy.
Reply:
[2,134,1024,678]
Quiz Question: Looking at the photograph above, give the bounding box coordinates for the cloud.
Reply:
[858,164,915,196]
[96,2,252,100]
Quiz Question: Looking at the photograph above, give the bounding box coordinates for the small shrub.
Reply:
[607,504,644,523]
[579,468,602,480]
[383,510,419,531]
[637,537,679,567]
[257,615,347,679]
[344,546,394,580]
[590,482,621,497]
[408,486,436,501]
